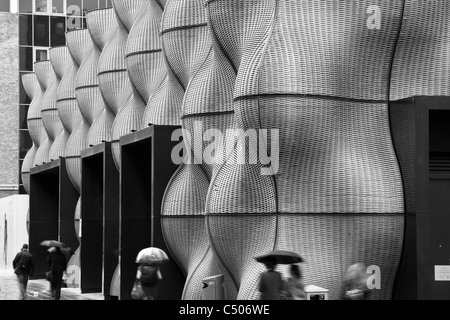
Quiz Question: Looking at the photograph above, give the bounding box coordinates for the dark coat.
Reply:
[12,250,34,275]
[47,249,67,287]
[258,270,284,300]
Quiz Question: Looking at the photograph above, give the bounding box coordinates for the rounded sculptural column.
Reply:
[159,0,237,300]
[68,28,100,195]
[205,0,405,300]
[83,8,117,147]
[141,1,183,126]
[62,29,94,284]
[126,0,167,122]
[47,46,72,160]
[105,0,147,170]
[21,73,42,194]
[34,60,57,166]
[390,2,450,101]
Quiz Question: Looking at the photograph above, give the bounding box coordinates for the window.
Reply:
[35,47,49,62]
[19,15,33,46]
[19,0,33,14]
[83,0,98,14]
[20,105,29,130]
[19,130,33,159]
[52,0,64,14]
[34,0,47,13]
[66,0,81,16]
[34,0,65,15]
[0,1,10,12]
[51,16,66,45]
[34,15,49,46]
[20,47,34,71]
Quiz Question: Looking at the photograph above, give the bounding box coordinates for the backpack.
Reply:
[19,253,31,270]
[139,265,158,286]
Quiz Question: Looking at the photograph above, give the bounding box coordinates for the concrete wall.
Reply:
[0,12,19,199]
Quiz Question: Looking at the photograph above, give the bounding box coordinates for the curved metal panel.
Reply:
[205,0,405,300]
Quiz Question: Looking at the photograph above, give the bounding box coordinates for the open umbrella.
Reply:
[255,250,304,265]
[136,247,169,264]
[40,240,66,248]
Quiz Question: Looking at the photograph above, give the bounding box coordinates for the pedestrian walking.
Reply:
[12,244,34,300]
[132,262,162,300]
[46,246,68,300]
[284,264,306,300]
[341,262,371,300]
[258,257,284,300]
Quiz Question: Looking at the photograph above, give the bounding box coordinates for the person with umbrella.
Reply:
[41,240,69,300]
[257,256,284,300]
[132,247,168,300]
[255,250,304,300]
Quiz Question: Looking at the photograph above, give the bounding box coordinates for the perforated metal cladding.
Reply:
[22,73,41,99]
[107,0,147,170]
[96,13,127,75]
[126,0,166,106]
[66,29,93,66]
[35,60,56,91]
[125,0,164,55]
[182,46,235,117]
[161,217,212,299]
[56,53,81,134]
[204,0,406,300]
[66,29,94,194]
[48,46,73,160]
[258,97,403,213]
[49,46,71,79]
[84,8,117,146]
[112,0,148,32]
[34,61,58,165]
[143,0,188,127]
[162,165,209,217]
[86,108,114,147]
[98,71,133,116]
[182,114,236,179]
[161,0,205,31]
[390,1,450,100]
[33,137,52,166]
[26,74,44,144]
[241,1,402,100]
[21,73,42,193]
[207,0,275,72]
[163,28,211,88]
[66,121,89,192]
[85,8,117,51]
[206,214,276,300]
[126,53,165,104]
[159,0,239,300]
[276,214,404,300]
[21,147,36,194]
[110,87,145,169]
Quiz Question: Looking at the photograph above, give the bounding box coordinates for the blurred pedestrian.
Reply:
[258,257,284,300]
[284,263,306,300]
[12,244,34,300]
[132,262,162,300]
[341,262,371,300]
[46,246,68,300]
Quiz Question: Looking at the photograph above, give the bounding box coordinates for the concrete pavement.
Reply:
[0,269,104,300]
